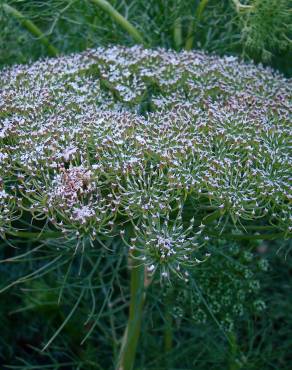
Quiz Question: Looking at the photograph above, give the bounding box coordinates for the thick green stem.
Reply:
[89,0,145,45]
[185,0,209,50]
[228,332,241,370]
[3,3,58,56]
[164,311,173,353]
[116,251,146,370]
[164,293,173,368]
[173,17,182,50]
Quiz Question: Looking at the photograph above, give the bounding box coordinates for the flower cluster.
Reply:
[164,242,269,332]
[0,46,291,274]
[122,213,209,280]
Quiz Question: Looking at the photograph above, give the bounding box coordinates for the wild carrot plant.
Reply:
[0,46,291,369]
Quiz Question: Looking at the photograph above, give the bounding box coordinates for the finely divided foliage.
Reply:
[0,46,291,277]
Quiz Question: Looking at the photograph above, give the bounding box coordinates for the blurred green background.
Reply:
[0,0,291,75]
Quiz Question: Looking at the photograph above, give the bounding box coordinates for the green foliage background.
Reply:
[0,0,291,75]
[0,0,291,369]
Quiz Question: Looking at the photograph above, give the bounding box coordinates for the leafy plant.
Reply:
[232,0,291,62]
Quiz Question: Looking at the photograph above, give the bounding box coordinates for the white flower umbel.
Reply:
[1,46,291,370]
[127,212,208,280]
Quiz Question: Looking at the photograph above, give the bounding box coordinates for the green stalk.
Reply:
[185,0,209,50]
[5,230,62,239]
[164,291,173,367]
[164,311,173,352]
[2,3,58,56]
[228,332,241,370]
[89,0,145,45]
[211,232,290,241]
[116,250,146,370]
[173,17,182,50]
